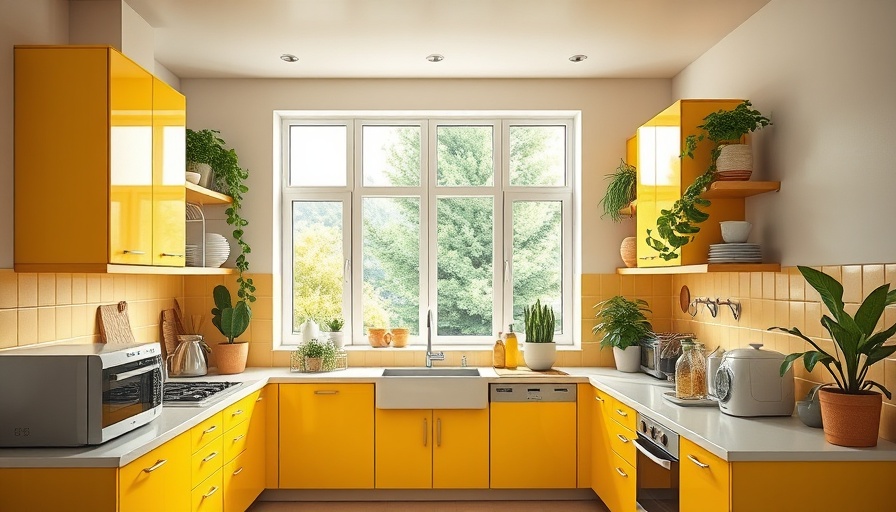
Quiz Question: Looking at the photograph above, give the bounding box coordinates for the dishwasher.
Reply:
[489,383,577,489]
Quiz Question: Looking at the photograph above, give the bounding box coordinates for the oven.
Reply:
[0,343,163,447]
[634,412,680,511]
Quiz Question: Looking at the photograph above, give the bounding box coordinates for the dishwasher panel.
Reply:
[489,383,577,402]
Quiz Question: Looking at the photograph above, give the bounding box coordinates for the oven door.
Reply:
[634,436,680,512]
[93,355,163,444]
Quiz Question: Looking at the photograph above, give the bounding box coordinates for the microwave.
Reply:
[0,342,163,447]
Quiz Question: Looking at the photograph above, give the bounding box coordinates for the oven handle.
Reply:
[634,437,675,470]
[109,363,161,382]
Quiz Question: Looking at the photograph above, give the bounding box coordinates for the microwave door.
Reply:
[98,357,162,443]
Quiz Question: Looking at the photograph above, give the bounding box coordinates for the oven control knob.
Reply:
[640,420,648,433]
[660,433,668,446]
[649,426,657,439]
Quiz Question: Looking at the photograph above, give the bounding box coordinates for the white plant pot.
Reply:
[524,342,557,371]
[613,345,641,373]
[301,320,320,343]
[329,331,345,349]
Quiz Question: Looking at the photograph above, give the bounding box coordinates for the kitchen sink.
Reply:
[381,368,480,377]
[376,368,487,409]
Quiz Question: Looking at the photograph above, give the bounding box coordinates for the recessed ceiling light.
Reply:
[426,54,444,63]
[280,53,299,63]
[569,54,588,63]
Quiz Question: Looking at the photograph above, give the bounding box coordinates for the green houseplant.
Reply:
[593,296,652,372]
[211,285,251,374]
[297,339,338,372]
[598,159,637,222]
[771,266,896,447]
[646,101,771,261]
[324,317,346,349]
[522,299,556,370]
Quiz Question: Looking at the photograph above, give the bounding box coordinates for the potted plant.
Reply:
[324,317,345,349]
[599,159,638,268]
[646,100,771,261]
[300,339,338,372]
[522,299,556,371]
[211,285,251,374]
[593,296,653,373]
[771,266,896,447]
[186,128,241,191]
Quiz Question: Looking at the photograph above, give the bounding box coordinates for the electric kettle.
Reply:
[168,335,210,377]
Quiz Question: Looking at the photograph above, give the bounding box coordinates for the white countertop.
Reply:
[1,366,894,468]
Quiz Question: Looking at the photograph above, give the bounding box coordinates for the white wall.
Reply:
[0,0,69,269]
[673,0,896,266]
[180,78,672,274]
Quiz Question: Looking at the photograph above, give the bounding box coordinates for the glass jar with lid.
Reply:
[675,339,707,399]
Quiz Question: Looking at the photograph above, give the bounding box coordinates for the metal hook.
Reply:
[705,299,719,318]
[716,299,741,321]
[687,301,698,317]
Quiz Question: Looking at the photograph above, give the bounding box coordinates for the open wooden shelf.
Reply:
[617,263,781,275]
[701,181,780,199]
[106,265,235,275]
[186,182,232,205]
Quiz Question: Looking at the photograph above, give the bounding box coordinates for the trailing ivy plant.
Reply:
[645,101,771,260]
[598,159,637,222]
[187,128,256,310]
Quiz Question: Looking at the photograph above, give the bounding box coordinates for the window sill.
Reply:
[273,343,583,352]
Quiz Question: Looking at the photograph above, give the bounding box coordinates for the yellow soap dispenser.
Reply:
[504,324,519,370]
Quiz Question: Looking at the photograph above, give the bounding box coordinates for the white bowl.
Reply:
[185,171,201,185]
[720,221,752,243]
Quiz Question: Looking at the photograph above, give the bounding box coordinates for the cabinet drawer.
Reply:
[191,412,223,454]
[609,451,637,510]
[223,417,252,463]
[680,438,729,512]
[191,435,223,489]
[120,433,191,512]
[607,417,636,467]
[606,395,637,432]
[191,469,223,512]
[223,391,260,431]
[224,449,265,512]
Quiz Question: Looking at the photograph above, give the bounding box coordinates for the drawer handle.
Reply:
[256,396,264,402]
[202,486,219,499]
[594,396,604,402]
[232,409,244,417]
[314,390,339,395]
[615,408,628,417]
[233,466,244,476]
[233,434,245,443]
[423,418,428,447]
[687,454,710,469]
[202,451,219,463]
[436,418,442,447]
[202,425,218,434]
[616,433,629,443]
[615,467,628,478]
[142,459,167,473]
[160,253,184,258]
[123,250,146,255]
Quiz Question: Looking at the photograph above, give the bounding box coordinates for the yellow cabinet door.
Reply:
[120,433,191,512]
[151,77,185,266]
[680,437,729,512]
[223,448,264,512]
[192,469,224,512]
[608,452,637,512]
[279,384,374,489]
[591,388,619,511]
[109,49,154,266]
[192,435,224,489]
[489,401,577,488]
[432,409,489,489]
[375,409,433,489]
[0,467,117,512]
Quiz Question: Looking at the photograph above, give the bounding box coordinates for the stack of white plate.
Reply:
[708,243,762,263]
[204,233,231,268]
[185,244,200,267]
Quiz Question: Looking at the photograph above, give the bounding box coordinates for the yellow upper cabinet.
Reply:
[14,46,186,273]
[635,100,746,268]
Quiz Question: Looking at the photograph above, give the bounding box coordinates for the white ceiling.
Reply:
[126,0,771,79]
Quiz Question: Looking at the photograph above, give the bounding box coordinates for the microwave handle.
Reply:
[109,363,161,382]
[634,437,674,470]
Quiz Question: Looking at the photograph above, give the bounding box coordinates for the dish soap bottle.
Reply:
[504,325,519,370]
[493,333,506,369]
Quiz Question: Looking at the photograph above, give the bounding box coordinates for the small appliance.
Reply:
[715,343,794,417]
[640,332,691,380]
[0,342,163,447]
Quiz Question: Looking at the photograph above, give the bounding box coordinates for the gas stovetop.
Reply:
[163,381,242,407]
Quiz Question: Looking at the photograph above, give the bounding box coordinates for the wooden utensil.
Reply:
[97,301,136,345]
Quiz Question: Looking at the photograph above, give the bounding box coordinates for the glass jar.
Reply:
[675,340,707,399]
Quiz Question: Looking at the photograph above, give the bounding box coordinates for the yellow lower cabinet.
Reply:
[191,412,224,454]
[432,408,489,489]
[608,452,637,512]
[489,401,577,489]
[223,418,252,462]
[606,418,636,468]
[279,384,375,489]
[192,469,223,512]
[224,448,265,512]
[680,438,729,512]
[375,409,433,489]
[0,467,118,512]
[590,388,618,511]
[192,435,224,489]
[120,433,191,512]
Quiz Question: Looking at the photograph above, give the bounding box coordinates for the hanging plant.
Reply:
[598,159,637,222]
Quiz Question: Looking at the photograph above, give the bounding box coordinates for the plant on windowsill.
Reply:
[770,266,896,447]
[593,296,653,373]
[324,317,346,349]
[296,339,338,373]
[522,299,556,371]
[645,100,771,261]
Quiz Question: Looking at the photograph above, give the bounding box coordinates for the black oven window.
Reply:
[102,357,162,428]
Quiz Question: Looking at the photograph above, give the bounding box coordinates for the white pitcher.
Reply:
[301,319,320,342]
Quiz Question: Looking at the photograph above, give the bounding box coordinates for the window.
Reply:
[280,114,577,346]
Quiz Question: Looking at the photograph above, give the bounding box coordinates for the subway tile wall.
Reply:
[0,269,183,350]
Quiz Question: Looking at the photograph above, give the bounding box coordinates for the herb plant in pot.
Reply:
[771,266,896,447]
[522,299,556,371]
[324,317,345,349]
[593,296,652,373]
[682,100,771,181]
[598,159,638,268]
[186,128,244,192]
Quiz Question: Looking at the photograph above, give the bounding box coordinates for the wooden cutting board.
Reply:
[97,301,136,345]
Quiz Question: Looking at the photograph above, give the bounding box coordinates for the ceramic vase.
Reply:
[523,342,557,371]
[613,345,641,373]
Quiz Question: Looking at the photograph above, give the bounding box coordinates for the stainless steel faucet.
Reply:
[425,309,444,368]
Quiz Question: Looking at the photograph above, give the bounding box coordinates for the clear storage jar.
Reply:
[675,340,707,400]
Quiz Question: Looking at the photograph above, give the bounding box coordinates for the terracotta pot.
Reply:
[620,237,637,268]
[304,357,323,372]
[818,388,882,447]
[216,342,249,374]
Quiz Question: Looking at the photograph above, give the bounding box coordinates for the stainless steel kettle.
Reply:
[168,335,210,377]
